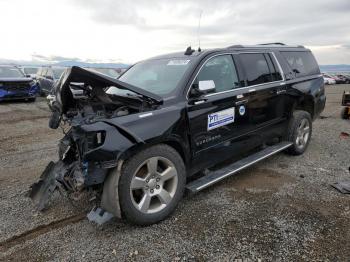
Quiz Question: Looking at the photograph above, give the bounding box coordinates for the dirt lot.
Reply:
[0,85,350,261]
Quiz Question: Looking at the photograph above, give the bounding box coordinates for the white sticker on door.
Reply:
[207,107,235,131]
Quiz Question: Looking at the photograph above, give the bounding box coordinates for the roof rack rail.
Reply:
[226,43,305,49]
[227,45,244,48]
[259,42,286,45]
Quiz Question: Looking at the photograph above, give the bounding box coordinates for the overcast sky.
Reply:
[0,0,349,64]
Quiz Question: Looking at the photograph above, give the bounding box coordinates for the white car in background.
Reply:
[323,75,336,85]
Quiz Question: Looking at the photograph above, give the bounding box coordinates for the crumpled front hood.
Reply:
[53,66,163,114]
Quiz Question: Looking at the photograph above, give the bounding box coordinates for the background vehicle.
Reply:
[36,66,66,95]
[323,74,336,85]
[327,73,343,84]
[336,74,350,84]
[20,66,40,78]
[0,65,39,102]
[30,44,325,225]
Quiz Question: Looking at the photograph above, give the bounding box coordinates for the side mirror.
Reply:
[198,80,215,93]
[190,80,216,98]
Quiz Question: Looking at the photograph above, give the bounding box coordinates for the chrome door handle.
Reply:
[276,89,287,95]
[235,99,248,106]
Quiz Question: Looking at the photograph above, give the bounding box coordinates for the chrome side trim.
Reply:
[204,80,285,98]
[271,52,285,81]
[139,112,153,118]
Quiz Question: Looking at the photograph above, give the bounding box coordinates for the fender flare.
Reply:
[100,160,124,218]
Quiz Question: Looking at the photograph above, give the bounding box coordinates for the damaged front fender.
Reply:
[29,120,141,213]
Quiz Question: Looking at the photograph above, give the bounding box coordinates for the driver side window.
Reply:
[194,55,240,95]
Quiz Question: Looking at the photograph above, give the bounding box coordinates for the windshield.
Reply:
[23,67,38,75]
[0,67,25,78]
[92,68,120,78]
[113,58,191,96]
[53,68,65,79]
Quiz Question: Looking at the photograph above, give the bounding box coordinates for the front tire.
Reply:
[118,144,186,225]
[286,110,312,155]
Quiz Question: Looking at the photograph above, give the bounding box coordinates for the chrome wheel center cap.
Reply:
[147,179,157,189]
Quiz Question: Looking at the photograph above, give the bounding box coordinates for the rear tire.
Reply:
[285,110,312,155]
[118,144,186,225]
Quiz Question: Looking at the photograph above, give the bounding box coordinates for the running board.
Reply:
[186,141,293,193]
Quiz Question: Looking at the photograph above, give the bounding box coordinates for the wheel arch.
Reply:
[119,137,190,168]
[293,95,315,119]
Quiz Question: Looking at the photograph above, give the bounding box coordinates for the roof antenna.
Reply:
[184,46,195,55]
[197,10,203,52]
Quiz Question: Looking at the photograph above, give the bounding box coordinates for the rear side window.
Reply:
[281,51,320,77]
[239,53,276,86]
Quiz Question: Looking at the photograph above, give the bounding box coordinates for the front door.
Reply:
[187,54,260,173]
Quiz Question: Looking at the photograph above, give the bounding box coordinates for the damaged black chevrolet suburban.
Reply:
[29,43,325,225]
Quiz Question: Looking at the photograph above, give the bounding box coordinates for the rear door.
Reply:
[237,52,288,140]
[187,54,261,172]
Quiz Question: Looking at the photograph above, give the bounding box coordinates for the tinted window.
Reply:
[240,53,273,86]
[281,51,320,77]
[195,55,240,94]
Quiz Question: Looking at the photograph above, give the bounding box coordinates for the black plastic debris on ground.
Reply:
[332,181,350,194]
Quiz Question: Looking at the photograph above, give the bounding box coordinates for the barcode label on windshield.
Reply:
[167,60,190,66]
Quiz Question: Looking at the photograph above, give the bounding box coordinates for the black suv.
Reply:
[30,44,325,225]
[36,66,66,95]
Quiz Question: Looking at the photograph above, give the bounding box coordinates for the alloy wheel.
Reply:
[130,156,178,214]
[295,118,310,149]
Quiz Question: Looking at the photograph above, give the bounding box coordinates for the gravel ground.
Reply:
[0,85,349,261]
